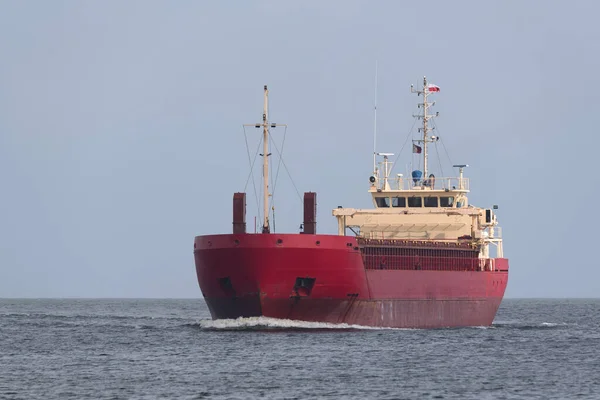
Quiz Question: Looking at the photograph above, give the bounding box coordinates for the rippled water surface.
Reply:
[1,298,598,399]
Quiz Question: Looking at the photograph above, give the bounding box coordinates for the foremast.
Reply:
[243,85,285,234]
[411,76,440,180]
[261,86,270,233]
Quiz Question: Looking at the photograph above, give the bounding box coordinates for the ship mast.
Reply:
[422,76,429,178]
[411,76,439,180]
[243,85,286,234]
[261,85,270,233]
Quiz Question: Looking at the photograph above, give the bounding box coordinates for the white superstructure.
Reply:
[332,76,503,259]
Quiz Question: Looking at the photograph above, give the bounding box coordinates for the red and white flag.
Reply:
[427,84,440,92]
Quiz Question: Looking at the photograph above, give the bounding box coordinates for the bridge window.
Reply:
[424,197,438,207]
[440,196,455,207]
[375,197,390,207]
[408,196,422,207]
[392,197,406,207]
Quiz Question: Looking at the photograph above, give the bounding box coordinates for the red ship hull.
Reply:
[194,233,508,328]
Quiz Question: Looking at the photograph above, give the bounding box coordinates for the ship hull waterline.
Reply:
[194,233,509,329]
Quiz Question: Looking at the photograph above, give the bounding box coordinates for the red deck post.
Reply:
[233,192,246,234]
[303,192,317,234]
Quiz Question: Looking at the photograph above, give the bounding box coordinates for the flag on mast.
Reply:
[427,84,440,92]
[413,144,422,154]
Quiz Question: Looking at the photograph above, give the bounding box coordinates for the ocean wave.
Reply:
[492,321,571,330]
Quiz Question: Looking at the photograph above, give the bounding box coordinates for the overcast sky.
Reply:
[1,1,598,298]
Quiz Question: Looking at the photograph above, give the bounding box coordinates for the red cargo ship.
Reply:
[194,79,508,328]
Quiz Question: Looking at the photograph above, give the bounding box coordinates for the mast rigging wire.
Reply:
[269,129,303,203]
[388,117,418,178]
[242,123,301,233]
[242,126,264,224]
[271,126,288,197]
[434,142,444,177]
[430,118,454,168]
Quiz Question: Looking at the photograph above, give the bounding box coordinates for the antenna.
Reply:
[373,60,378,177]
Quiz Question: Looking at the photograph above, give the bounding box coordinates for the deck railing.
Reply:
[383,176,470,191]
[485,226,502,239]
[361,252,497,272]
[357,238,477,249]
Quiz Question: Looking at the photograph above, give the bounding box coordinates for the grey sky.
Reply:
[1,1,598,298]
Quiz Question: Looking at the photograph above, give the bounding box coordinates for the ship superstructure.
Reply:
[334,77,503,273]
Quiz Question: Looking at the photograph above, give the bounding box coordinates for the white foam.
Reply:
[540,322,565,327]
[493,321,569,328]
[197,316,407,330]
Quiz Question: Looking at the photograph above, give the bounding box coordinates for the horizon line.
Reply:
[1,296,599,300]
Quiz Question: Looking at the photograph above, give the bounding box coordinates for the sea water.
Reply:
[0,298,598,399]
